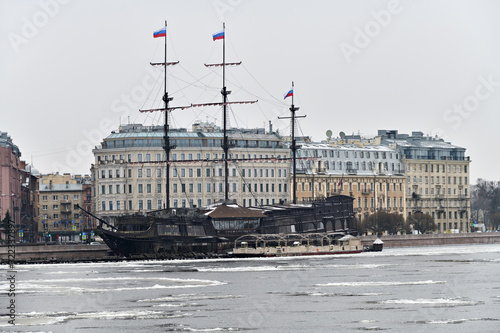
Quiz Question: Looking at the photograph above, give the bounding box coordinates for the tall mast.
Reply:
[141,21,188,211]
[279,82,306,204]
[197,24,257,203]
[221,23,229,201]
[163,20,173,210]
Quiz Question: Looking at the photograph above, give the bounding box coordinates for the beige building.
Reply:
[294,142,407,226]
[39,173,88,241]
[92,123,291,225]
[379,130,471,233]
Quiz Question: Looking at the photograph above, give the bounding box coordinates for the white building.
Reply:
[92,122,290,224]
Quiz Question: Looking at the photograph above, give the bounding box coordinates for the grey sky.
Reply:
[1,0,499,183]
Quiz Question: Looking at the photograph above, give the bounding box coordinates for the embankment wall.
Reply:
[0,243,110,262]
[361,232,500,248]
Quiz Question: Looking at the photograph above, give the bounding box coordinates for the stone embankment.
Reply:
[0,243,111,264]
[361,232,500,248]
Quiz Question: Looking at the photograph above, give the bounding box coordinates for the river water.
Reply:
[1,243,499,332]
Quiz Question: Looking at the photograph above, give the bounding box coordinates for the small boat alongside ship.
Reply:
[233,233,363,257]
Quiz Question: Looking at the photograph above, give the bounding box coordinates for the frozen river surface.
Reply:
[1,243,500,332]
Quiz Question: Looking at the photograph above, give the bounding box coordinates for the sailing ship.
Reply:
[83,22,361,258]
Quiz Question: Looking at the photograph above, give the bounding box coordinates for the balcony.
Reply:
[346,168,357,175]
[361,190,372,195]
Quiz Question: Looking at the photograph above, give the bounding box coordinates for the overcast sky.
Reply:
[1,0,499,183]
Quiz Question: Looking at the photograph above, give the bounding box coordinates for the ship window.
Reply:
[157,225,180,236]
[187,225,206,236]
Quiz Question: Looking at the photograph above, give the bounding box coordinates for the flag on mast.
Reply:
[212,30,224,41]
[284,89,293,99]
[153,27,166,38]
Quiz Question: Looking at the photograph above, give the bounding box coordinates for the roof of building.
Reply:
[104,124,280,141]
[0,131,21,156]
[40,183,82,192]
[300,143,396,152]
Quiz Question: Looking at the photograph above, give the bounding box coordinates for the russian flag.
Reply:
[153,27,166,38]
[284,89,293,99]
[212,30,224,41]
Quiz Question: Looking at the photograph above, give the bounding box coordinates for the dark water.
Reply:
[1,244,500,332]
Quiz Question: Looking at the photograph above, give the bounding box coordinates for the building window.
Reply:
[157,183,162,193]
[138,200,143,210]
[147,184,151,193]
[138,184,143,193]
[102,201,105,211]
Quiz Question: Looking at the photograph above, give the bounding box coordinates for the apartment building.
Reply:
[294,142,407,225]
[92,122,291,225]
[39,173,88,241]
[379,130,471,232]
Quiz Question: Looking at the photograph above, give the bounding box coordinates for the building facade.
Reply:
[0,132,22,232]
[294,142,407,225]
[39,173,88,242]
[20,162,39,242]
[379,130,471,233]
[92,122,291,225]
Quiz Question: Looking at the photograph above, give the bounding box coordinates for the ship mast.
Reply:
[195,23,257,202]
[140,21,189,211]
[221,23,229,201]
[279,82,306,204]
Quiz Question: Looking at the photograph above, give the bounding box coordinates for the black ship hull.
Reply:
[96,195,358,257]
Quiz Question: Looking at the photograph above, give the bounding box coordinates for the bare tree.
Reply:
[363,212,408,236]
[407,213,436,234]
[489,212,500,231]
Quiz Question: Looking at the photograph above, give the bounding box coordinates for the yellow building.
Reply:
[379,130,471,233]
[39,173,88,242]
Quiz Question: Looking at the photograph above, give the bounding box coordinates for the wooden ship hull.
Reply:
[95,195,358,257]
